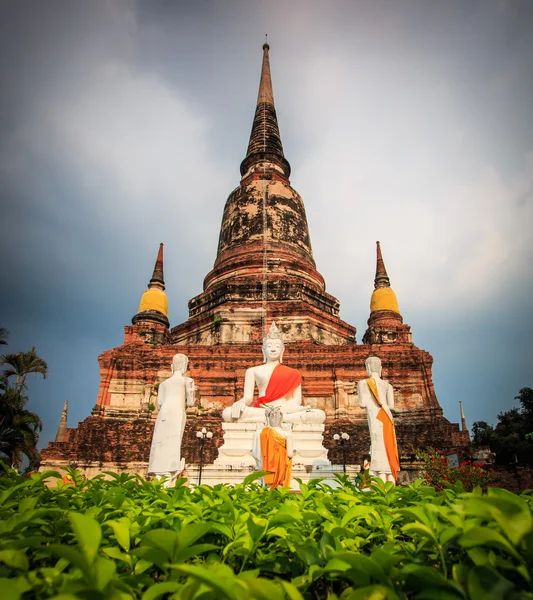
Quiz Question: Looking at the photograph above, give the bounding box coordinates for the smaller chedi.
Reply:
[357,356,400,484]
[252,405,294,488]
[148,353,195,487]
[222,322,325,424]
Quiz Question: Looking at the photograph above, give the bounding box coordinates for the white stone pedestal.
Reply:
[189,464,360,491]
[214,421,330,468]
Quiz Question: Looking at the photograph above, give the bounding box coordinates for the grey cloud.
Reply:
[0,0,531,449]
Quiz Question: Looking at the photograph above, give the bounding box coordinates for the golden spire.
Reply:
[370,241,400,314]
[133,243,169,327]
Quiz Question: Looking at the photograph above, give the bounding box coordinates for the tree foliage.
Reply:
[0,331,46,471]
[0,469,532,599]
[472,388,533,465]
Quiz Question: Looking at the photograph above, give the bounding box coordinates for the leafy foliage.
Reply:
[0,466,532,599]
[0,344,47,470]
[472,388,533,465]
[418,447,493,491]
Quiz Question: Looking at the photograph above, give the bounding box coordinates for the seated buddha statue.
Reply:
[221,322,326,424]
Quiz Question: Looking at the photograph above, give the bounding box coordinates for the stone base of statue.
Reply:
[188,464,359,490]
[214,421,330,468]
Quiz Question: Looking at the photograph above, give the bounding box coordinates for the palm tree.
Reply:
[0,396,42,470]
[0,346,47,471]
[0,327,8,345]
[1,347,48,394]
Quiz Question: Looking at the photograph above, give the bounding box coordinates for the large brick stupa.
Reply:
[41,44,469,479]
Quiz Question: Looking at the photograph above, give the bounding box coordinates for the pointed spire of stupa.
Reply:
[459,401,468,432]
[370,242,399,314]
[374,241,391,289]
[54,400,68,442]
[363,242,408,345]
[132,243,169,328]
[149,243,165,291]
[240,41,291,180]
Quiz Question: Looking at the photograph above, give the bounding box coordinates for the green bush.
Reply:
[0,465,532,599]
[418,447,493,492]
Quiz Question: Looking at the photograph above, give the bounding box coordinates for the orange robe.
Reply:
[366,378,400,482]
[253,364,302,408]
[260,427,292,488]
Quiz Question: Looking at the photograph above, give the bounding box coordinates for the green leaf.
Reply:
[178,522,212,550]
[0,549,28,571]
[341,505,374,527]
[175,543,220,563]
[466,565,514,600]
[243,578,285,599]
[403,565,465,596]
[211,523,233,539]
[278,580,305,600]
[343,584,398,600]
[402,522,438,542]
[93,555,116,591]
[458,527,521,561]
[134,558,153,575]
[464,490,533,546]
[332,553,386,582]
[132,546,169,570]
[0,577,31,600]
[141,529,179,561]
[247,516,268,545]
[141,581,182,600]
[269,505,302,525]
[295,543,322,566]
[168,563,236,599]
[466,547,489,566]
[414,590,465,600]
[102,546,129,563]
[48,543,91,580]
[323,557,351,573]
[105,518,131,551]
[68,511,102,564]
[242,471,270,486]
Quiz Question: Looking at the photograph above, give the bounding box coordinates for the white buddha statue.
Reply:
[252,405,294,488]
[357,356,400,484]
[148,353,195,487]
[222,322,325,424]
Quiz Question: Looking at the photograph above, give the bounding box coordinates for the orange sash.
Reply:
[260,427,292,488]
[366,378,400,482]
[253,364,302,408]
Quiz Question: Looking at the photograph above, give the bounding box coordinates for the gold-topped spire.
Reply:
[133,243,169,327]
[370,241,400,314]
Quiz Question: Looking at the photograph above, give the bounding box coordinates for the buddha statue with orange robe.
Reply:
[357,356,400,484]
[222,322,325,424]
[252,405,293,488]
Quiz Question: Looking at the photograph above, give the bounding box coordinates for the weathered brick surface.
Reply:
[41,43,470,479]
[42,332,468,470]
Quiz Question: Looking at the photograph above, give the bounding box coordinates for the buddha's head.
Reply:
[262,321,285,363]
[171,353,188,375]
[365,356,382,378]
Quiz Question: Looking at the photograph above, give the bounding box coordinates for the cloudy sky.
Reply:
[1,0,532,449]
